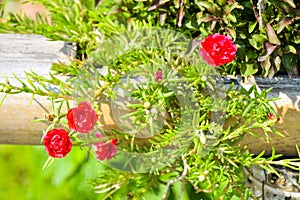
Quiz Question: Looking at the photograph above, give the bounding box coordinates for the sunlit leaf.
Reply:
[248,34,267,50]
[283,0,296,8]
[277,18,293,34]
[224,2,243,15]
[248,21,257,33]
[261,56,271,77]
[274,56,281,71]
[195,1,218,15]
[258,42,277,62]
[283,45,297,54]
[266,23,281,45]
[268,67,275,79]
[225,27,236,41]
[196,13,216,24]
[227,13,236,23]
[241,63,258,76]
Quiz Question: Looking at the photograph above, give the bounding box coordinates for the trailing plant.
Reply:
[1,1,300,199]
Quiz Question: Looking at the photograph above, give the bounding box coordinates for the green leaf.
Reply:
[248,34,266,50]
[195,1,219,15]
[261,57,272,77]
[242,101,254,117]
[254,150,266,160]
[283,53,298,74]
[245,50,258,62]
[121,110,141,119]
[248,21,257,33]
[225,157,239,168]
[246,130,260,138]
[29,93,35,106]
[42,156,55,170]
[241,63,258,76]
[236,44,245,60]
[162,92,174,98]
[266,23,281,45]
[283,45,297,54]
[238,31,247,39]
[283,0,296,8]
[185,20,198,30]
[272,129,285,137]
[276,18,293,34]
[258,42,277,62]
[225,27,236,41]
[226,13,236,23]
[224,2,243,15]
[217,0,227,6]
[0,93,7,107]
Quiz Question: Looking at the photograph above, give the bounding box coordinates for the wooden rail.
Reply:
[0,34,299,157]
[0,34,73,144]
[238,76,300,156]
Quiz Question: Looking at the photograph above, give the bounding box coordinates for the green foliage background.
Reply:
[0,145,219,200]
[1,0,299,78]
[0,145,101,200]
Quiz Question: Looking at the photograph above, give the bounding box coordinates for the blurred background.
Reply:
[1,0,47,19]
[0,145,103,200]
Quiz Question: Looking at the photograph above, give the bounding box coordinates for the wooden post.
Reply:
[245,165,300,199]
[0,34,73,144]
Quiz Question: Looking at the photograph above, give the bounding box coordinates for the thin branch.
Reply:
[34,98,50,113]
[257,0,266,27]
[162,155,189,200]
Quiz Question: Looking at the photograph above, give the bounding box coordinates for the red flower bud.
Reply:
[268,113,275,120]
[268,113,280,122]
[155,70,163,82]
[44,129,72,158]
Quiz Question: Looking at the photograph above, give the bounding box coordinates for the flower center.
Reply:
[211,43,223,57]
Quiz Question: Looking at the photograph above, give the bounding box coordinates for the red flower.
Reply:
[44,129,72,158]
[93,132,118,161]
[67,102,98,133]
[199,33,237,67]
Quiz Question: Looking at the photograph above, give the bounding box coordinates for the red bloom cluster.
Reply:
[44,129,72,158]
[67,102,98,133]
[199,33,237,67]
[43,102,102,158]
[93,132,118,161]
